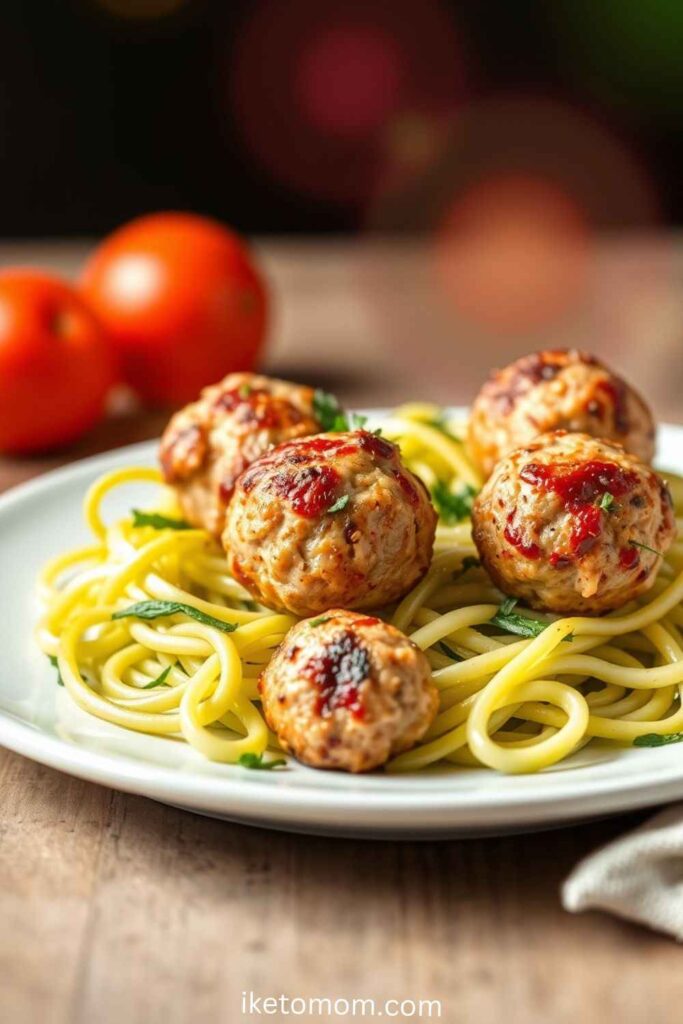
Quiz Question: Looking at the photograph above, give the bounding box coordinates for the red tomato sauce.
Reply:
[271,465,341,518]
[520,459,638,560]
[619,546,639,569]
[213,387,305,431]
[302,630,369,719]
[504,512,541,559]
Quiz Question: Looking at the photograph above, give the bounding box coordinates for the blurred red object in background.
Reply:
[81,212,268,407]
[0,270,117,454]
[435,172,590,334]
[230,0,465,206]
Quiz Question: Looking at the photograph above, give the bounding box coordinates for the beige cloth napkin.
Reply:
[562,803,683,941]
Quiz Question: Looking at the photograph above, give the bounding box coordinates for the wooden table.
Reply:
[2,239,683,1024]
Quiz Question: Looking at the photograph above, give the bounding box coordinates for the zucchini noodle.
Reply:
[36,406,683,774]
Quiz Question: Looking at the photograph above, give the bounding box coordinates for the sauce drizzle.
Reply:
[302,630,370,719]
[271,465,341,518]
[213,387,305,431]
[520,459,638,560]
[504,513,541,559]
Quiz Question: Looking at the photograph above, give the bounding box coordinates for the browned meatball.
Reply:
[472,431,676,615]
[468,349,656,477]
[259,609,438,772]
[159,373,321,536]
[223,431,437,616]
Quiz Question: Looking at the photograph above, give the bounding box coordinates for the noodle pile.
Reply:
[36,405,683,773]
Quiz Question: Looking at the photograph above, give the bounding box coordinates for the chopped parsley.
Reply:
[327,494,350,514]
[633,732,683,747]
[437,640,462,661]
[309,616,331,627]
[131,509,190,531]
[238,752,288,770]
[313,389,349,432]
[490,597,573,642]
[629,540,663,558]
[454,556,481,580]
[597,492,616,512]
[142,664,174,689]
[312,390,376,435]
[238,383,252,398]
[47,654,65,687]
[112,600,237,633]
[426,414,462,442]
[431,481,478,524]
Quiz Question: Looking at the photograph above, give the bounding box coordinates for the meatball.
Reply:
[224,431,437,616]
[468,349,656,477]
[472,431,676,615]
[159,372,321,536]
[259,609,438,772]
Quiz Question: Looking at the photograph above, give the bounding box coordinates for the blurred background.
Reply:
[1,0,682,467]
[4,0,682,236]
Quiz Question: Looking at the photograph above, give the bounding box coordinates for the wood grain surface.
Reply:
[1,238,682,1024]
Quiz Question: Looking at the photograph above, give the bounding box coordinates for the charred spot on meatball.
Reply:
[467,349,656,477]
[223,431,437,617]
[491,350,571,414]
[301,629,371,719]
[472,431,676,615]
[259,609,438,772]
[158,372,322,537]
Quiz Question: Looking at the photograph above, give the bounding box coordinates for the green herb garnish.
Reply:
[491,599,574,642]
[313,389,349,432]
[327,494,350,514]
[238,752,288,770]
[48,654,65,687]
[437,640,462,661]
[311,390,374,435]
[630,540,663,558]
[238,383,252,398]
[131,509,190,531]
[597,492,615,512]
[142,664,174,689]
[427,415,462,442]
[309,616,331,627]
[112,601,237,633]
[633,732,683,747]
[454,556,481,580]
[431,481,478,524]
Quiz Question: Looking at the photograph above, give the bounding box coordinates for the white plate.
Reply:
[1,414,683,838]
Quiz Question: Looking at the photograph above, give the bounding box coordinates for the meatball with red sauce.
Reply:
[159,373,321,536]
[259,609,438,772]
[472,431,675,615]
[224,431,437,616]
[468,349,656,477]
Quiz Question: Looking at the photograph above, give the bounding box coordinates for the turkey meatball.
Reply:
[224,431,437,616]
[259,609,438,772]
[468,349,656,477]
[159,372,321,536]
[472,431,675,615]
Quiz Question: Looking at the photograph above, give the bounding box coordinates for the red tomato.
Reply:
[0,270,116,454]
[80,212,268,406]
